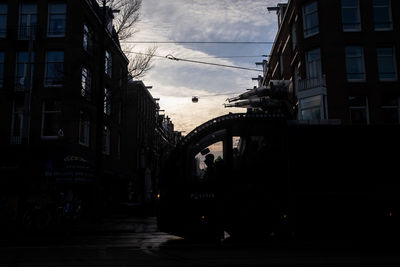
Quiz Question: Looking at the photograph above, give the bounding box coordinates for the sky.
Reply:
[121,0,282,134]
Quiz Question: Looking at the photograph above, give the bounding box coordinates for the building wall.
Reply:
[126,80,157,170]
[264,0,400,124]
[0,0,130,218]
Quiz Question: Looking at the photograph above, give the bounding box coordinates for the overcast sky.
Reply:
[121,0,282,133]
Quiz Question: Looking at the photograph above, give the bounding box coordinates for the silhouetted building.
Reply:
[124,80,180,211]
[125,80,157,205]
[265,0,399,123]
[0,0,129,221]
[153,114,180,190]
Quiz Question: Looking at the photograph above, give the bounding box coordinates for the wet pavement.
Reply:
[0,215,399,266]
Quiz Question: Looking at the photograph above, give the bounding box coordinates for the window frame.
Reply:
[79,111,90,146]
[341,0,361,32]
[18,3,37,40]
[10,101,24,144]
[81,66,92,99]
[348,96,370,124]
[279,52,284,76]
[47,3,66,37]
[41,101,62,139]
[116,134,121,159]
[103,125,111,155]
[381,96,400,123]
[0,4,7,38]
[0,51,4,87]
[302,1,319,38]
[83,24,93,53]
[291,22,297,51]
[299,95,326,120]
[345,46,366,82]
[305,48,322,79]
[373,0,392,31]
[377,47,397,81]
[15,51,35,91]
[44,51,64,87]
[105,50,112,77]
[104,87,111,116]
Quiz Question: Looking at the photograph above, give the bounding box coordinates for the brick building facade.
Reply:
[265,0,399,124]
[0,0,130,222]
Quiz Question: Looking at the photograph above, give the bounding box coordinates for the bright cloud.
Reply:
[122,0,281,133]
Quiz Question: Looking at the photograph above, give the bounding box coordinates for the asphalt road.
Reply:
[0,217,399,267]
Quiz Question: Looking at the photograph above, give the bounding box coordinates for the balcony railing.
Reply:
[297,75,326,92]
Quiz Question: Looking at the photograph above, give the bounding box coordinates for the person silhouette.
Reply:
[203,153,216,181]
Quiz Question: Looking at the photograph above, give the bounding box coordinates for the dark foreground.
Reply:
[0,216,399,267]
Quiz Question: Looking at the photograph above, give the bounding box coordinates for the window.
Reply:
[103,126,110,155]
[345,46,365,81]
[119,66,124,87]
[349,96,369,124]
[381,96,399,123]
[341,0,361,31]
[291,23,297,51]
[83,24,93,53]
[117,134,121,159]
[47,3,66,37]
[299,95,324,120]
[105,50,112,77]
[377,47,397,81]
[305,48,322,79]
[279,52,284,76]
[81,67,92,99]
[0,4,7,37]
[117,102,122,124]
[19,4,37,40]
[373,0,392,30]
[15,52,35,91]
[302,1,319,38]
[0,52,4,87]
[293,66,300,93]
[104,88,111,115]
[79,111,90,146]
[10,101,24,144]
[41,100,61,138]
[45,51,64,86]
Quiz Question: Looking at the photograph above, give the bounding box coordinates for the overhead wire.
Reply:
[165,54,262,72]
[182,55,269,59]
[120,41,274,44]
[193,91,243,98]
[123,51,263,72]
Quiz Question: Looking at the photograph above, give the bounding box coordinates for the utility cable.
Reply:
[120,41,274,44]
[123,51,269,59]
[165,54,262,72]
[182,55,269,59]
[124,51,263,72]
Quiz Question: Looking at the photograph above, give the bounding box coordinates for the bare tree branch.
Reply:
[127,46,157,80]
[98,0,142,41]
[97,0,156,79]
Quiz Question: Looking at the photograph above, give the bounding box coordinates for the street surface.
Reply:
[0,216,399,266]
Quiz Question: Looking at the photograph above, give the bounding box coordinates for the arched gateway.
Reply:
[157,113,400,241]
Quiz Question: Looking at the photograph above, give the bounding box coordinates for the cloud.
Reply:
[123,0,281,132]
[153,91,246,133]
